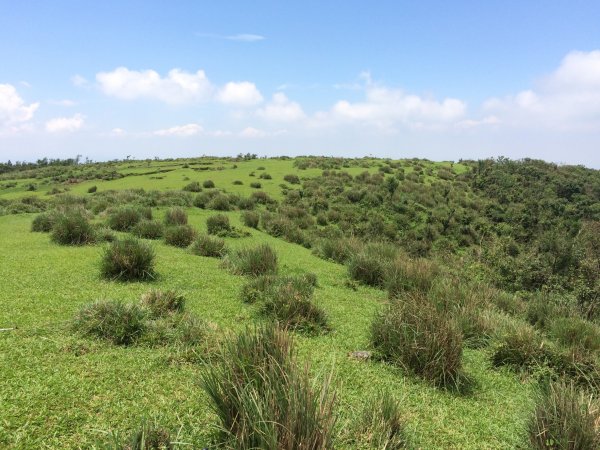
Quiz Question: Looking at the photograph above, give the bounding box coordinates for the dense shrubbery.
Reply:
[241,210,260,228]
[163,207,187,226]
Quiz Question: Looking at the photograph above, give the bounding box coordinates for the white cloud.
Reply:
[257,93,306,122]
[315,83,466,129]
[45,114,85,133]
[50,99,77,107]
[483,50,600,130]
[457,116,501,129]
[217,81,263,106]
[240,126,267,138]
[71,74,88,87]
[110,128,126,136]
[96,67,213,104]
[154,123,203,137]
[0,84,39,128]
[226,34,265,42]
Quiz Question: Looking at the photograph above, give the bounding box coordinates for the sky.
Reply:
[1,1,600,167]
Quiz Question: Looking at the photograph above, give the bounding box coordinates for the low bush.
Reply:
[101,237,156,281]
[183,181,202,192]
[283,174,300,184]
[259,173,272,180]
[191,234,227,258]
[250,181,262,189]
[314,237,362,264]
[107,206,145,231]
[51,211,96,245]
[163,207,188,226]
[143,312,209,347]
[87,185,97,193]
[371,293,463,387]
[224,243,278,276]
[200,324,337,449]
[491,323,549,371]
[72,300,147,345]
[207,194,231,211]
[206,214,231,235]
[164,225,196,248]
[356,391,406,449]
[241,210,260,228]
[550,317,600,355]
[132,219,164,240]
[529,380,600,449]
[240,275,279,304]
[140,289,185,317]
[31,212,56,232]
[202,180,215,188]
[233,180,243,185]
[348,251,387,287]
[95,226,117,243]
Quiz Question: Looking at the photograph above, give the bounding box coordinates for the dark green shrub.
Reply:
[250,181,262,189]
[207,194,231,211]
[141,289,185,317]
[529,380,600,449]
[371,293,463,386]
[206,214,231,235]
[164,225,196,248]
[72,300,147,345]
[241,210,259,228]
[101,237,156,281]
[251,191,273,204]
[122,422,173,449]
[356,391,406,449]
[224,243,278,276]
[283,174,300,184]
[191,234,227,258]
[163,207,187,226]
[87,185,97,193]
[95,226,117,243]
[31,212,56,232]
[237,196,256,210]
[132,219,164,240]
[259,173,272,180]
[200,324,337,449]
[107,206,144,231]
[315,237,362,264]
[183,181,202,192]
[233,180,243,185]
[51,211,96,245]
[240,275,279,303]
[491,323,549,371]
[202,180,215,188]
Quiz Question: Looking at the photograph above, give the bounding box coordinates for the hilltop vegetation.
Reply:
[0,155,599,448]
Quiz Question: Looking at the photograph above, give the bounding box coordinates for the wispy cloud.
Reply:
[196,32,265,42]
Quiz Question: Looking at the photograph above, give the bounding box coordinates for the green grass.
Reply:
[0,208,534,448]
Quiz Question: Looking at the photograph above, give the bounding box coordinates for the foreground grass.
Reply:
[0,211,532,448]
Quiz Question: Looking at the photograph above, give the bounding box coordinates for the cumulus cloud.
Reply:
[317,84,466,129]
[483,50,600,130]
[217,81,263,106]
[154,123,203,136]
[257,93,306,122]
[96,67,213,104]
[0,84,39,129]
[45,114,85,133]
[240,126,286,138]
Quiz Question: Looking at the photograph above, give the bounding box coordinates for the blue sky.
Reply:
[1,1,600,167]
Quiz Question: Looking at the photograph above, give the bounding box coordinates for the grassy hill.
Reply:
[0,156,598,448]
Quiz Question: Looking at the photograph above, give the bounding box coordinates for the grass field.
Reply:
[0,183,535,448]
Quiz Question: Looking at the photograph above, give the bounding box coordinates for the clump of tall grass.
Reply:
[140,290,185,317]
[529,380,600,449]
[241,210,260,228]
[183,180,202,192]
[107,206,148,231]
[202,179,215,188]
[101,237,156,281]
[314,237,363,264]
[31,211,57,232]
[132,219,164,240]
[207,194,231,211]
[550,317,600,355]
[51,211,96,245]
[491,322,550,371]
[72,300,147,345]
[348,251,387,287]
[190,234,227,258]
[371,292,463,387]
[200,324,337,449]
[386,257,439,297]
[163,207,187,226]
[355,391,406,449]
[206,214,231,235]
[164,224,196,248]
[223,243,278,276]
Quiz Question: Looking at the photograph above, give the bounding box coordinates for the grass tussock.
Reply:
[200,324,337,450]
[206,214,231,235]
[371,292,464,387]
[107,206,149,231]
[224,243,278,276]
[529,380,600,449]
[241,210,260,228]
[355,391,406,449]
[163,207,188,226]
[51,211,96,245]
[190,234,227,258]
[132,219,164,240]
[140,289,185,317]
[31,211,57,232]
[386,257,439,297]
[101,237,156,281]
[164,224,196,248]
